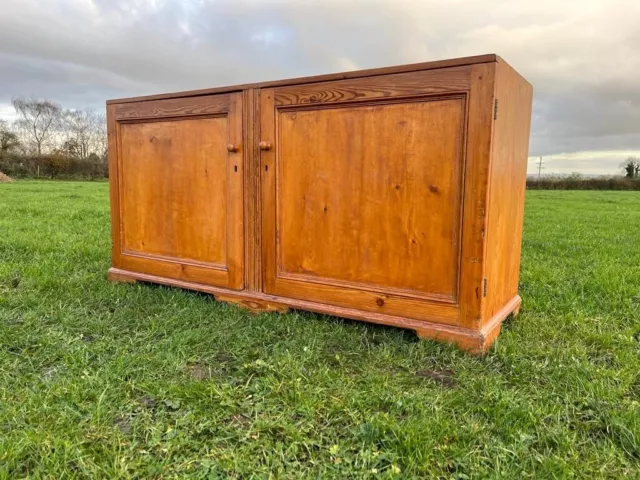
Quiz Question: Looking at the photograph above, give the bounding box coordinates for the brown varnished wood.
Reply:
[107,55,532,352]
[416,295,521,353]
[259,71,474,325]
[275,98,466,300]
[112,92,244,289]
[457,63,497,330]
[115,95,230,120]
[482,59,533,323]
[107,268,136,283]
[107,103,122,270]
[268,279,460,325]
[274,67,469,106]
[243,88,262,292]
[226,93,245,289]
[120,118,229,266]
[107,54,496,105]
[214,294,289,314]
[260,89,277,294]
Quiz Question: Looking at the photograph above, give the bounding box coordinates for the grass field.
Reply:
[0,181,639,478]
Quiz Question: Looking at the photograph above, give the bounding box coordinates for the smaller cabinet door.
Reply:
[260,65,491,324]
[109,93,244,290]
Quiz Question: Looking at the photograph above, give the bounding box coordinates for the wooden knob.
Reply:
[259,141,272,151]
[226,143,239,153]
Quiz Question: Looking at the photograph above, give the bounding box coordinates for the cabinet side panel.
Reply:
[483,60,533,322]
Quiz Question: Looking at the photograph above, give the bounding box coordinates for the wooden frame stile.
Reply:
[106,103,128,281]
[445,62,498,344]
[106,54,533,353]
[242,88,261,293]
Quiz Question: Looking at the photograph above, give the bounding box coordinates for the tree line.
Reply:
[0,98,107,179]
[1,98,639,184]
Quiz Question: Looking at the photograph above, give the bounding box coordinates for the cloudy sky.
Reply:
[1,0,639,174]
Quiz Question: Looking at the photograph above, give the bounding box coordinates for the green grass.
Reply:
[1,181,639,479]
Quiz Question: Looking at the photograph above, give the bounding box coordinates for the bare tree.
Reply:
[621,157,640,179]
[60,108,107,161]
[61,108,94,159]
[0,119,22,154]
[11,97,62,155]
[93,111,107,162]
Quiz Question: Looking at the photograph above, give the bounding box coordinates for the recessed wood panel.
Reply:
[276,97,465,299]
[120,117,228,266]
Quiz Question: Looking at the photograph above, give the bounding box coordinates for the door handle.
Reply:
[227,143,239,153]
[259,141,272,151]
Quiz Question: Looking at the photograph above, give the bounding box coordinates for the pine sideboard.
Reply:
[107,54,533,353]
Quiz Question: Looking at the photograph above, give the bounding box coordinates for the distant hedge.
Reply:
[0,153,107,180]
[527,176,640,190]
[2,153,639,190]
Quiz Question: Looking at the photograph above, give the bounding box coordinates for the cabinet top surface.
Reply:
[107,53,501,105]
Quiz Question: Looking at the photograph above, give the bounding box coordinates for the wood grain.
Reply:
[118,253,231,286]
[260,89,277,294]
[260,68,476,324]
[275,98,465,299]
[120,117,229,265]
[107,103,122,269]
[456,63,497,330]
[113,93,244,290]
[214,294,289,314]
[115,95,230,120]
[243,88,262,292]
[226,93,245,289]
[274,67,469,106]
[482,59,533,323]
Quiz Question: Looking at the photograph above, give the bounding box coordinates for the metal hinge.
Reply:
[483,278,488,297]
[493,99,498,120]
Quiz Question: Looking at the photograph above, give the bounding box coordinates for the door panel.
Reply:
[114,93,244,289]
[260,67,472,322]
[120,117,228,265]
[277,99,464,298]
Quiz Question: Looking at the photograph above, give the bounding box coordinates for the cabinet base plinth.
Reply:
[215,294,290,314]
[415,295,520,354]
[107,269,138,284]
[107,268,520,353]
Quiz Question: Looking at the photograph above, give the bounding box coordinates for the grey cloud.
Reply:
[1,0,639,173]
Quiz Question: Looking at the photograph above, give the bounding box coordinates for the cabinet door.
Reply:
[110,93,244,289]
[260,66,491,323]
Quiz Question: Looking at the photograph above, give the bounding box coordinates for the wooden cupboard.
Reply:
[107,54,533,353]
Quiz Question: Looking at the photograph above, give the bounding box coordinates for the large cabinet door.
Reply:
[260,66,489,323]
[110,93,244,289]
